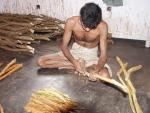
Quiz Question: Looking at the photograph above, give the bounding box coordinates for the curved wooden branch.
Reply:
[116,56,143,113]
[127,65,142,79]
[117,63,128,87]
[96,74,128,93]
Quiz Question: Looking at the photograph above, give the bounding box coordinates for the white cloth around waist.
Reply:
[71,42,99,65]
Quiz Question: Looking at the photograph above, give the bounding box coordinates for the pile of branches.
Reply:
[0,13,64,54]
[79,57,143,113]
[25,88,78,113]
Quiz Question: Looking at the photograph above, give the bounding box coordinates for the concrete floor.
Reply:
[0,39,150,113]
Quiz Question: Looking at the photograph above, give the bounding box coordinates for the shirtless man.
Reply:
[38,3,112,79]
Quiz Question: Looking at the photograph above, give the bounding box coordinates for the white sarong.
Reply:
[56,42,112,77]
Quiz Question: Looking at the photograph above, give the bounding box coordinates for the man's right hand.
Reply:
[73,58,86,74]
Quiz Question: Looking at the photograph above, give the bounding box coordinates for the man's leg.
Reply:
[37,54,74,69]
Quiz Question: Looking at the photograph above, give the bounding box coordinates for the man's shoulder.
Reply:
[97,20,108,34]
[66,16,79,25]
[98,20,108,29]
[65,16,79,29]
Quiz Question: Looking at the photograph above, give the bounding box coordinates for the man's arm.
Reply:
[61,18,76,64]
[96,22,108,71]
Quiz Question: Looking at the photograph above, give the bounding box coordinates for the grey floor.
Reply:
[0,39,150,113]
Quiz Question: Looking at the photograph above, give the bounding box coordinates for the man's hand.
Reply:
[86,64,99,74]
[73,58,86,74]
[86,64,99,81]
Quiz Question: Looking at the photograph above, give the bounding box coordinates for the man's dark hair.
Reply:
[80,3,102,29]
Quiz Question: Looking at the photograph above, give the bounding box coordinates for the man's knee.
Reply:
[99,67,110,78]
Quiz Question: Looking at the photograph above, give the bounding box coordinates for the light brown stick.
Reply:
[0,64,23,81]
[95,74,128,93]
[117,63,128,87]
[0,104,4,113]
[0,59,16,76]
[116,56,143,113]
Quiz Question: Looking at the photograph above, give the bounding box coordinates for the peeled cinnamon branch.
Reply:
[0,63,3,67]
[116,56,143,113]
[95,73,128,93]
[15,36,34,41]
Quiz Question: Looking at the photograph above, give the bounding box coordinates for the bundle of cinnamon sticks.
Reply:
[81,57,143,113]
[0,13,64,54]
[25,88,78,113]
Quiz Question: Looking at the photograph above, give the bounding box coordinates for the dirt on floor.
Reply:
[0,39,150,113]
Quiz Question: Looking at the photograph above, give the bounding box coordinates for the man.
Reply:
[38,3,112,80]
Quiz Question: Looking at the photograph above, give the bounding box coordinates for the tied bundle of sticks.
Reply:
[0,13,64,54]
[0,104,4,113]
[25,88,78,113]
[79,56,143,113]
[0,59,23,81]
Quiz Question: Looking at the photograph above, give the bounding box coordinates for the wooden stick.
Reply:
[116,56,143,113]
[15,36,34,41]
[126,71,143,113]
[3,64,19,74]
[0,29,22,36]
[0,104,4,113]
[95,74,128,93]
[16,40,31,45]
[117,63,128,87]
[83,71,128,93]
[0,59,16,76]
[77,58,128,93]
[0,46,34,54]
[127,65,142,80]
[0,64,23,81]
